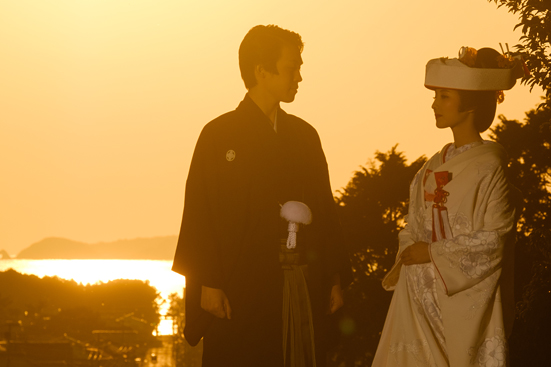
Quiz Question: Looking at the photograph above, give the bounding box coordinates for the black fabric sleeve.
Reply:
[172,124,224,289]
[308,126,352,289]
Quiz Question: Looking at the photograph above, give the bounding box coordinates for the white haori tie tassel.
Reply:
[280,201,312,249]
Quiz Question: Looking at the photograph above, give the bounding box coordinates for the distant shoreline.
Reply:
[4,236,178,261]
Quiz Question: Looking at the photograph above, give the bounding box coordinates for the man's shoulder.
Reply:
[203,109,241,132]
[282,111,319,138]
[196,109,248,143]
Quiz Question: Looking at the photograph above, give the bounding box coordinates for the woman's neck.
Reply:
[451,118,483,148]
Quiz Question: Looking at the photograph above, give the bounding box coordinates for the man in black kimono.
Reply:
[172,25,350,367]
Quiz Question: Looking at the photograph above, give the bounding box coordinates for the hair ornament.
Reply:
[496,43,516,69]
[494,44,518,104]
[458,46,477,67]
[496,90,505,104]
[498,42,510,56]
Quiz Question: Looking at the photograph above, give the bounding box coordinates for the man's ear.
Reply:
[254,64,268,84]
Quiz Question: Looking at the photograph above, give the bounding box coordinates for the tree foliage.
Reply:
[490,100,551,235]
[490,0,551,106]
[490,101,551,366]
[330,146,426,366]
[0,269,161,343]
[336,146,426,277]
[330,99,551,365]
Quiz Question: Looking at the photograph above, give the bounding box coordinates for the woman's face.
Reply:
[431,89,471,130]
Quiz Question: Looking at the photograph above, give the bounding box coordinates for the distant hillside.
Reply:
[16,236,178,260]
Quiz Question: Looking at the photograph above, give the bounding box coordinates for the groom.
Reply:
[172,24,350,367]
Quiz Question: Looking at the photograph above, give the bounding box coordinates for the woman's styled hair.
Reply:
[238,25,303,89]
[457,48,502,133]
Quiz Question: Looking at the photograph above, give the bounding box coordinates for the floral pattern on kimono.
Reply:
[469,327,507,367]
[373,141,516,367]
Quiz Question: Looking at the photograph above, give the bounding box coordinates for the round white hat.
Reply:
[424,48,525,91]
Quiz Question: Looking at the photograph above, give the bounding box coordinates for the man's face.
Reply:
[263,45,303,103]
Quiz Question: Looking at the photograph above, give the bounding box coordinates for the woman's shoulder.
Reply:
[449,140,508,165]
[424,143,452,167]
[477,140,508,163]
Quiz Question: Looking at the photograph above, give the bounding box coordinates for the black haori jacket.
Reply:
[172,95,351,367]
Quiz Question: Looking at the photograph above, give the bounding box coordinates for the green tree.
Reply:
[329,106,551,365]
[490,0,551,107]
[329,146,425,366]
[168,292,204,367]
[489,100,551,366]
[0,269,160,344]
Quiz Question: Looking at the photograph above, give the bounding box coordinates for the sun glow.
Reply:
[0,259,185,336]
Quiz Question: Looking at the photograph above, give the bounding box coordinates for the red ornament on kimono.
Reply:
[432,171,453,242]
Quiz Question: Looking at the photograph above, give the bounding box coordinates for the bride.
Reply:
[372,46,526,367]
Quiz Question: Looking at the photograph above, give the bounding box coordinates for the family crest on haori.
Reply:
[172,25,350,367]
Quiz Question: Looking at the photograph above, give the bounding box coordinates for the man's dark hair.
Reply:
[239,25,303,89]
[458,48,502,133]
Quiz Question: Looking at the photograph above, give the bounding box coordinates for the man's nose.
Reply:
[295,70,302,83]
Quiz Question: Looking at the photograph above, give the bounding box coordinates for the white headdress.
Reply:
[424,46,526,92]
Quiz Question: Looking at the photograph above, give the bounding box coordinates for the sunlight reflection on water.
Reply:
[0,259,185,335]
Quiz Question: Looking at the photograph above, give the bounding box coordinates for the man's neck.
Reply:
[247,88,279,125]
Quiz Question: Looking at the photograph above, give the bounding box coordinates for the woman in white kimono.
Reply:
[372,47,527,367]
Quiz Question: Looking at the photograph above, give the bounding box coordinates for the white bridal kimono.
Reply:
[372,141,516,367]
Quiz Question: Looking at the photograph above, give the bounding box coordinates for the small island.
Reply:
[0,250,10,260]
[10,236,178,260]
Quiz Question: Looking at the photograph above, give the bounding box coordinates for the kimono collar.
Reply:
[425,141,506,185]
[438,140,506,167]
[238,94,286,133]
[426,141,508,191]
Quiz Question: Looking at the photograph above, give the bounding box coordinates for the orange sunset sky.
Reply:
[0,0,543,255]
